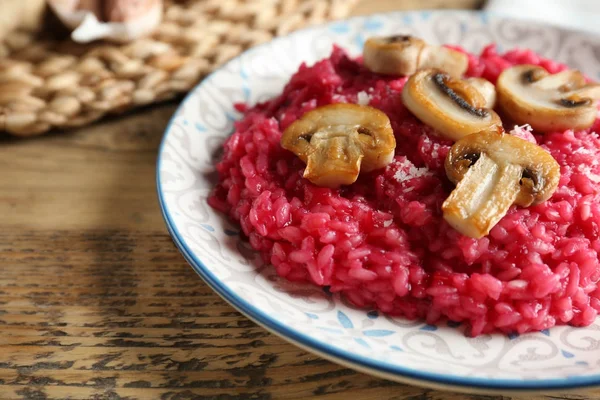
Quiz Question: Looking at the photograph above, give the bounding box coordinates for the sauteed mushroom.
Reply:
[442,128,560,238]
[281,104,396,188]
[363,35,468,77]
[497,65,600,132]
[402,70,501,141]
[467,78,496,109]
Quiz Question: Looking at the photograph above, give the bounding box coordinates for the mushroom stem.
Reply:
[303,131,364,188]
[442,154,522,238]
[467,78,496,108]
[420,46,469,77]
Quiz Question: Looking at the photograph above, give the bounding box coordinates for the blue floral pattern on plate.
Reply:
[157,10,600,392]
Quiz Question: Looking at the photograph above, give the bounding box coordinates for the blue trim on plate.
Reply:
[157,10,600,391]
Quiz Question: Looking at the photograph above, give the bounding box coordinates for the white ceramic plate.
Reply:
[157,10,600,393]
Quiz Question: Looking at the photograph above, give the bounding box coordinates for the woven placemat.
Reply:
[0,0,357,136]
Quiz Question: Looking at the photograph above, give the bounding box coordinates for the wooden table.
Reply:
[2,1,596,399]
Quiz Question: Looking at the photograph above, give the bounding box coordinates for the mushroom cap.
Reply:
[363,35,427,76]
[281,103,396,187]
[420,46,468,77]
[402,69,502,141]
[445,127,561,206]
[363,35,468,77]
[497,64,600,132]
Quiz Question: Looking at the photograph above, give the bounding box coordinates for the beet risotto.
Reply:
[209,39,600,336]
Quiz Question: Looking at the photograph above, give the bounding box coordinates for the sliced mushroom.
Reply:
[363,35,468,77]
[420,45,469,77]
[402,69,502,141]
[281,104,395,188]
[466,78,496,109]
[442,127,560,238]
[497,65,600,132]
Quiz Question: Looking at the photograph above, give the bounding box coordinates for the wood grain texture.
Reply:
[4,232,597,400]
[351,0,484,15]
[1,0,595,399]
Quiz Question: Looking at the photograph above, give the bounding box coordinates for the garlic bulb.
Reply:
[48,0,163,43]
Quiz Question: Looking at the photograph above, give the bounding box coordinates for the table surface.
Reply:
[3,0,599,399]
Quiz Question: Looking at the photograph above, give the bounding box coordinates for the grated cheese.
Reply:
[589,174,600,183]
[509,124,537,144]
[577,164,600,182]
[431,143,440,159]
[392,158,432,182]
[356,91,371,106]
[515,124,533,132]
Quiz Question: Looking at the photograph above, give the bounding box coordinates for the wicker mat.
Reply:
[0,0,357,136]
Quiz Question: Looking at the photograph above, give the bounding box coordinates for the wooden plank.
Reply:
[351,0,483,15]
[0,230,595,399]
[4,0,596,399]
[0,106,175,231]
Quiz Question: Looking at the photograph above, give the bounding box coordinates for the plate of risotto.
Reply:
[157,10,600,392]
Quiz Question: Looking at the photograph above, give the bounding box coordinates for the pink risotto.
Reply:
[208,44,600,336]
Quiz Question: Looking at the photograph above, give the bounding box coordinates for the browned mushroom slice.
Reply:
[402,69,502,141]
[443,127,560,238]
[281,104,396,188]
[497,65,600,132]
[363,35,468,76]
[466,78,496,109]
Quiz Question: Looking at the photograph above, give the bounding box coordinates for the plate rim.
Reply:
[156,9,600,391]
